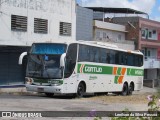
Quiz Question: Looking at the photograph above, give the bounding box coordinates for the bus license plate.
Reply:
[37,88,44,92]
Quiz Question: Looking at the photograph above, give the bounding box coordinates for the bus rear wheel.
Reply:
[121,83,128,96]
[76,83,85,98]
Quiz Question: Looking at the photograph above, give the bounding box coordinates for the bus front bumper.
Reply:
[26,84,63,94]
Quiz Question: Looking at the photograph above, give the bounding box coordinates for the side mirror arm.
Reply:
[19,52,27,65]
[60,53,66,67]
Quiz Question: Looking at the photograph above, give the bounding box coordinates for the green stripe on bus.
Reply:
[127,68,144,76]
[114,76,119,84]
[117,68,122,75]
[77,64,144,76]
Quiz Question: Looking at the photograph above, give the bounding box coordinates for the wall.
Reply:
[76,6,93,41]
[94,29,125,42]
[0,0,76,46]
[147,69,157,80]
[93,20,135,50]
[113,17,140,49]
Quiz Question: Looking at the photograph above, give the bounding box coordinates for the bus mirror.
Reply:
[60,53,66,67]
[19,52,27,65]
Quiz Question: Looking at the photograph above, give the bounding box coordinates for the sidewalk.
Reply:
[134,86,158,95]
[0,87,26,94]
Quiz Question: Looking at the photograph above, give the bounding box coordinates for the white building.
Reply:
[0,0,76,86]
[93,20,135,50]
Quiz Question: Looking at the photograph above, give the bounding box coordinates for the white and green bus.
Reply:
[19,41,144,97]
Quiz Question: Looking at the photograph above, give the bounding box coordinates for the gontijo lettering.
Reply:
[85,66,102,73]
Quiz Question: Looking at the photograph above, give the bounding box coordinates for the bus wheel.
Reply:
[121,83,128,96]
[45,93,54,97]
[77,83,85,98]
[128,83,134,95]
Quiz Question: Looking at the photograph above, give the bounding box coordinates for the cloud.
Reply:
[81,0,156,14]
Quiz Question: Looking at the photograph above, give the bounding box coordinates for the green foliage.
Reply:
[90,93,160,120]
[111,94,160,120]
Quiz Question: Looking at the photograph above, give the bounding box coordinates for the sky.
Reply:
[76,0,160,21]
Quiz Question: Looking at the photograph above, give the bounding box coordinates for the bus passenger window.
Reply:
[106,53,110,63]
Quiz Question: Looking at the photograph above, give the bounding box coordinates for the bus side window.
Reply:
[90,47,100,63]
[106,53,110,64]
[138,55,143,67]
[65,44,77,78]
[127,54,134,66]
[134,55,138,66]
[78,45,90,62]
[121,52,127,65]
[100,48,107,63]
[110,50,115,64]
[115,52,119,64]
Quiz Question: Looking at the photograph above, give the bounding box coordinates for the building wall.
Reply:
[0,0,76,86]
[113,17,140,49]
[0,0,76,46]
[93,20,135,50]
[76,6,93,41]
[139,18,160,50]
[147,69,157,80]
[94,29,125,42]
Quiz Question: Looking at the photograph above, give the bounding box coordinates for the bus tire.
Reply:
[45,93,54,97]
[128,83,134,95]
[76,82,85,98]
[121,83,128,96]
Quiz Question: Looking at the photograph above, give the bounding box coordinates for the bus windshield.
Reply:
[26,43,67,79]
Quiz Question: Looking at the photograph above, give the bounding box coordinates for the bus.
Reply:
[19,41,144,97]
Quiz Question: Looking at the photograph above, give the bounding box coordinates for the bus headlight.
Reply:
[25,77,33,84]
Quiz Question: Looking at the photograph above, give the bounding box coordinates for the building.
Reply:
[113,17,160,82]
[0,0,76,87]
[76,6,135,50]
[93,20,135,50]
[76,5,93,41]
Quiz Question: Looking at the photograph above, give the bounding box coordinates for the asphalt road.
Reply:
[0,93,148,111]
[0,92,150,120]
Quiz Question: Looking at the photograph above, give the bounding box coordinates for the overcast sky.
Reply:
[76,0,160,21]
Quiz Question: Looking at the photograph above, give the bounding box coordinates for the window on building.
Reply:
[103,32,107,39]
[141,29,146,38]
[11,15,27,32]
[96,31,100,39]
[34,18,48,34]
[148,31,152,38]
[60,22,71,36]
[118,34,122,40]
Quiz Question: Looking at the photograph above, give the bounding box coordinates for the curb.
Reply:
[0,87,27,94]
